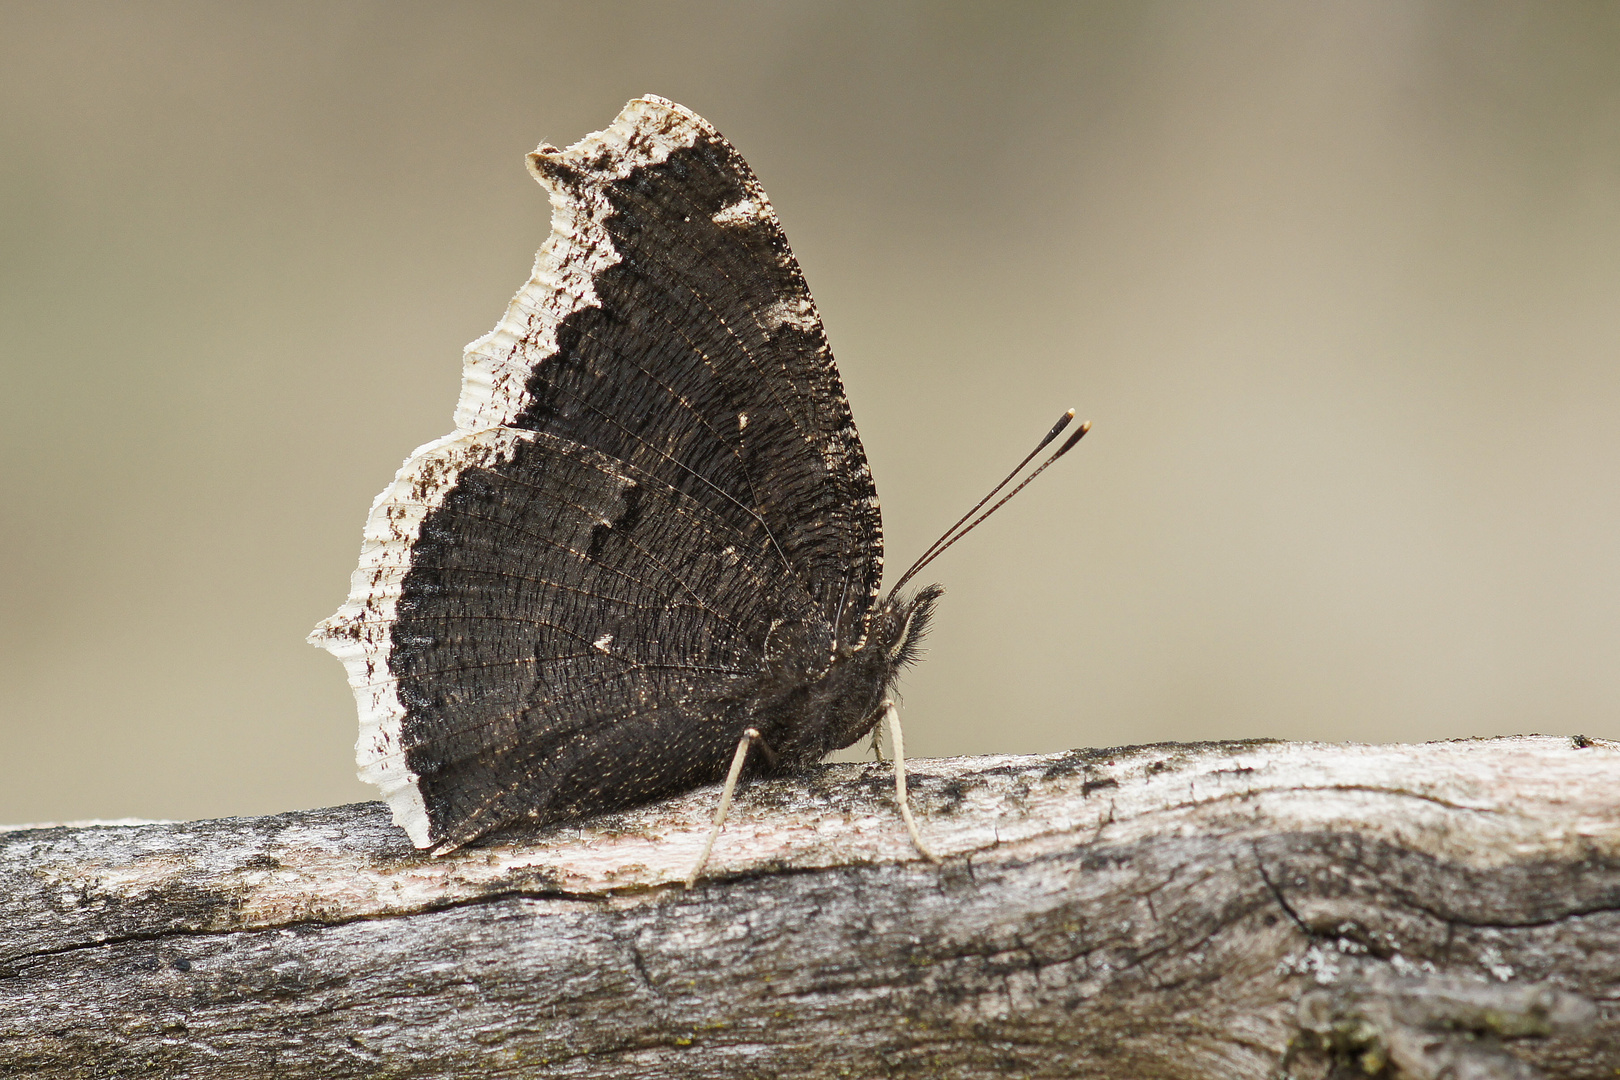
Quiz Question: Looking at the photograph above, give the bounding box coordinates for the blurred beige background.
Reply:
[3,2,1616,826]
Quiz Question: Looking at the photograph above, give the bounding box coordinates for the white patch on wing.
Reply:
[712,197,763,227]
[737,411,748,431]
[761,296,820,334]
[593,633,614,653]
[309,427,534,849]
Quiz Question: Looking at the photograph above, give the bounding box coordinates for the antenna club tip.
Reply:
[1064,408,1076,418]
[1053,421,1091,457]
[1079,419,1092,433]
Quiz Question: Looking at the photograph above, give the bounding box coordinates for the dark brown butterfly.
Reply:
[311,97,1085,883]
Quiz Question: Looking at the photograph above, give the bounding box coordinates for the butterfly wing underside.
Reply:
[312,97,883,850]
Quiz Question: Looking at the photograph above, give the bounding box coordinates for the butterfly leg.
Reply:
[883,699,940,863]
[685,727,761,889]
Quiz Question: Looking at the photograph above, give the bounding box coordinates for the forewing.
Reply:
[457,96,883,641]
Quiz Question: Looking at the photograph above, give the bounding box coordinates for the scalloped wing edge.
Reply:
[309,427,534,849]
[453,95,712,433]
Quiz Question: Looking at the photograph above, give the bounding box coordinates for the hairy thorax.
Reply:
[752,584,943,773]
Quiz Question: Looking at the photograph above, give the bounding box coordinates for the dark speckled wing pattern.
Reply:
[311,97,885,852]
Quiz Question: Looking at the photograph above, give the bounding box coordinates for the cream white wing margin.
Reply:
[309,427,535,848]
[453,95,707,432]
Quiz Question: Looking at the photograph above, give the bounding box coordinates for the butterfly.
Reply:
[311,96,1085,883]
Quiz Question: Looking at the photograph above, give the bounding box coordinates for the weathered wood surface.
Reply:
[2,735,1616,1079]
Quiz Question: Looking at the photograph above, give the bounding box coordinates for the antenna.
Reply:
[889,410,1091,597]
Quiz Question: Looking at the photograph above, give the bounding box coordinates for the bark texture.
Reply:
[2,735,1616,1079]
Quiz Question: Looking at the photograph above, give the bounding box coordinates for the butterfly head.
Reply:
[875,583,945,675]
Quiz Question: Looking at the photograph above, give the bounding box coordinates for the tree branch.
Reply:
[3,735,1616,1078]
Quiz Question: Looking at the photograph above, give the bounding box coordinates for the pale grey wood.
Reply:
[2,735,1615,1078]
